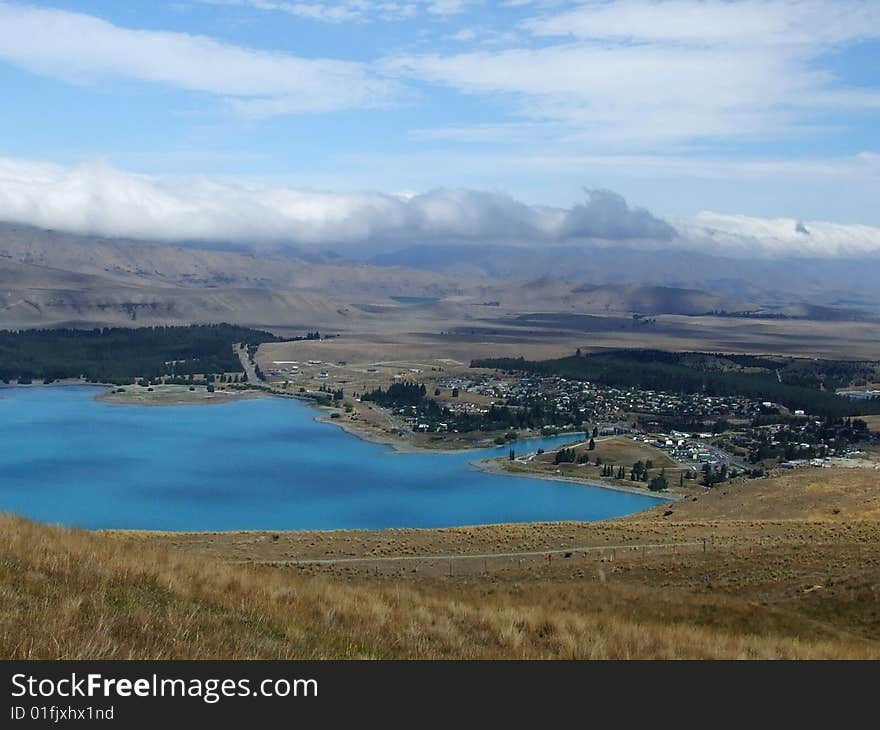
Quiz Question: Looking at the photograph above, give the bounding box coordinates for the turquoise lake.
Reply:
[0,385,663,531]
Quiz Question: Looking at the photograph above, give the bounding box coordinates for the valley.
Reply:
[0,220,878,661]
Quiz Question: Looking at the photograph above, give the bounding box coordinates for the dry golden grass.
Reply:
[589,437,677,468]
[2,513,879,659]
[642,467,880,522]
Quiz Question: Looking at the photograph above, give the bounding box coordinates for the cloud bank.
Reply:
[0,155,878,258]
[677,211,880,259]
[0,156,671,247]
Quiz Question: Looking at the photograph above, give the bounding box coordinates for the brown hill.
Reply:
[2,512,877,660]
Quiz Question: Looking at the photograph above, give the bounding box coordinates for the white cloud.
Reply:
[448,27,478,42]
[409,121,561,143]
[525,0,880,46]
[0,2,394,114]
[384,0,880,147]
[202,0,465,23]
[0,156,672,247]
[386,44,819,145]
[1,154,879,258]
[677,211,880,258]
[425,0,468,16]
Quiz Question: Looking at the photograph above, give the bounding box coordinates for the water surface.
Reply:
[0,386,662,530]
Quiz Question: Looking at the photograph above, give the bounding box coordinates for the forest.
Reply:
[0,324,280,385]
[472,350,880,420]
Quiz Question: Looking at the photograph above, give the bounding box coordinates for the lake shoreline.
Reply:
[96,383,269,407]
[313,409,509,455]
[1,379,270,408]
[312,404,586,456]
[472,456,678,500]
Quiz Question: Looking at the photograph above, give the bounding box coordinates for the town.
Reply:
[347,367,879,489]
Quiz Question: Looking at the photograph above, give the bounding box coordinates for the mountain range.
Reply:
[0,221,874,330]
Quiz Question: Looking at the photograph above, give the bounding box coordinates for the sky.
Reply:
[0,0,879,254]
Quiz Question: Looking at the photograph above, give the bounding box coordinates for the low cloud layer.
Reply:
[0,156,673,246]
[1,156,879,258]
[677,211,880,259]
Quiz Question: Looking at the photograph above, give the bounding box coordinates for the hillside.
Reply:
[1,466,879,659]
[0,222,483,328]
[0,280,348,330]
[0,513,873,660]
[0,223,871,331]
[0,222,479,296]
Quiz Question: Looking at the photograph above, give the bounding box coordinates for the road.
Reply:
[238,540,710,567]
[235,343,265,386]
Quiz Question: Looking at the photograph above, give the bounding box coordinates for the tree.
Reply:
[649,469,669,492]
[631,460,645,481]
[702,462,716,487]
[554,448,576,465]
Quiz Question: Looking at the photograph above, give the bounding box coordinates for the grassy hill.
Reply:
[3,473,880,659]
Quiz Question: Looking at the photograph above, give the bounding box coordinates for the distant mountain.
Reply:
[0,221,871,329]
[0,222,471,295]
[0,223,481,329]
[367,243,880,313]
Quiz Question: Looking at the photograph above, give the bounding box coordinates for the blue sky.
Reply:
[0,0,879,250]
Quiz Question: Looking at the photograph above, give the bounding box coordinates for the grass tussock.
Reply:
[1,514,878,659]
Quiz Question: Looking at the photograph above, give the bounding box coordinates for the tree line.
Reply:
[0,324,280,384]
